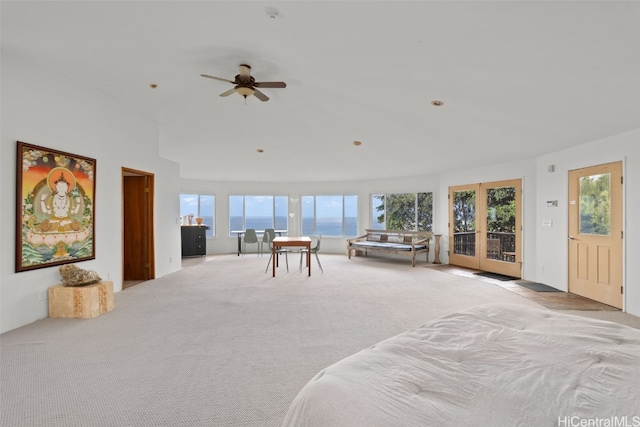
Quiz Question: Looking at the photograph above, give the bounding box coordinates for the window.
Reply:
[229,195,288,233]
[301,195,358,237]
[371,192,433,231]
[579,173,611,235]
[180,194,215,237]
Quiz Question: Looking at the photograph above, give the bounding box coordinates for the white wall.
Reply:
[535,129,639,316]
[436,158,538,279]
[2,54,638,333]
[180,175,440,256]
[0,55,182,333]
[181,132,639,317]
[181,163,535,265]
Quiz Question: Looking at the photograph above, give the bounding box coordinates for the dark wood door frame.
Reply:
[122,168,155,283]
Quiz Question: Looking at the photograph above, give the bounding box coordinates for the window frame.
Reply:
[371,192,433,232]
[228,195,289,235]
[179,193,215,237]
[301,194,358,237]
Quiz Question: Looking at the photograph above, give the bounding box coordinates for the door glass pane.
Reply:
[452,190,476,256]
[486,186,516,263]
[579,173,611,236]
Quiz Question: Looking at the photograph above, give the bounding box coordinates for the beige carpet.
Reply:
[1,254,637,426]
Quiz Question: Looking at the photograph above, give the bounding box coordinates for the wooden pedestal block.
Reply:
[48,281,114,319]
[346,248,366,257]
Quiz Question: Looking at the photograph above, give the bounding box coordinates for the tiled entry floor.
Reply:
[434,264,620,312]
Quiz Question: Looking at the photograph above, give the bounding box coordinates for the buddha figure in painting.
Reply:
[39,171,82,232]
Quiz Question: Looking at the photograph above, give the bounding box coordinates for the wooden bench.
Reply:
[346,229,432,267]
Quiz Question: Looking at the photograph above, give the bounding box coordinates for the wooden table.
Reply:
[272,236,312,277]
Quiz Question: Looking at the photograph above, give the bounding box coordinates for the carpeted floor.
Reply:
[1,254,638,426]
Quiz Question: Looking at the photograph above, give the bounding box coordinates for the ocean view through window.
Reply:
[301,195,358,237]
[180,194,215,237]
[229,195,288,234]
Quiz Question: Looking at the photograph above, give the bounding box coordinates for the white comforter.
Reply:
[282,304,640,427]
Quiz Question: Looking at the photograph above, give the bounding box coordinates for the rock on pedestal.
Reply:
[48,281,114,319]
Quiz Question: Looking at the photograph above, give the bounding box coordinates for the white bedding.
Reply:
[282,304,640,427]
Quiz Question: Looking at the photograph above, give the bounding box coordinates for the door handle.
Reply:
[568,236,575,240]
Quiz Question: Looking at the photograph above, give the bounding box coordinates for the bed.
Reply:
[282,303,640,427]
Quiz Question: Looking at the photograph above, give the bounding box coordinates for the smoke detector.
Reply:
[265,7,281,19]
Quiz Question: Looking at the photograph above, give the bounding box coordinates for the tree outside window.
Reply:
[486,187,516,234]
[579,173,611,235]
[372,192,433,231]
[452,190,475,233]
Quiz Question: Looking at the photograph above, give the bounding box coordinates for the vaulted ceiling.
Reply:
[3,1,639,182]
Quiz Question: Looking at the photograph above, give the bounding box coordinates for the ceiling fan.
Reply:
[200,64,286,102]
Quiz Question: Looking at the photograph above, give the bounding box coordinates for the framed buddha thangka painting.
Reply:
[16,141,96,272]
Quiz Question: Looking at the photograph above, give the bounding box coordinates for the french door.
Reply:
[568,162,623,308]
[448,179,522,278]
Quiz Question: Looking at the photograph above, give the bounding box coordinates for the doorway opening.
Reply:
[122,168,155,289]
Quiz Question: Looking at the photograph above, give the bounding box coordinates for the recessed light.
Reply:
[353,141,362,146]
[257,149,264,153]
[149,83,158,89]
[431,100,444,107]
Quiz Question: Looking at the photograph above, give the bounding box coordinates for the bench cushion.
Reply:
[350,241,427,251]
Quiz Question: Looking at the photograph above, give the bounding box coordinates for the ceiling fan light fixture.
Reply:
[201,64,286,103]
[236,86,254,98]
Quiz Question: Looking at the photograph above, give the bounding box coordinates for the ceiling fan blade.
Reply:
[201,74,235,84]
[253,89,270,102]
[219,88,236,97]
[255,81,287,88]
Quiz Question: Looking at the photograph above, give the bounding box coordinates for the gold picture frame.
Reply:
[16,141,96,272]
